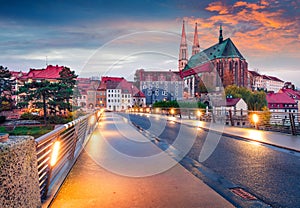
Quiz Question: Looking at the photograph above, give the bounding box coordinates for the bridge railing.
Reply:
[35,110,102,202]
[130,107,299,136]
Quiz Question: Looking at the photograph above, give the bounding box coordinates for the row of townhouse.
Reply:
[266,89,300,126]
[11,65,65,104]
[76,76,146,112]
[248,70,285,93]
[134,69,184,105]
[101,77,146,111]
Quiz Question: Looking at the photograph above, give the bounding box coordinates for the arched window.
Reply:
[234,61,238,85]
[241,62,244,86]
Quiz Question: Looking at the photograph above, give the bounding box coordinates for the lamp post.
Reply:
[252,113,259,129]
[170,108,175,117]
[197,110,202,120]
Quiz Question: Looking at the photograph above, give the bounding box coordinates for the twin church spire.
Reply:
[178,20,200,71]
[179,20,223,71]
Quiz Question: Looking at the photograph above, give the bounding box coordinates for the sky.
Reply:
[0,0,299,86]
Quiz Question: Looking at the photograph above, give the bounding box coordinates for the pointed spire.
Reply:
[180,20,187,46]
[192,22,200,56]
[219,24,223,44]
[179,20,188,71]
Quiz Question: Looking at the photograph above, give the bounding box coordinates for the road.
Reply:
[126,113,300,208]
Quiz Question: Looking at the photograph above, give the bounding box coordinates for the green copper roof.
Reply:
[183,38,245,71]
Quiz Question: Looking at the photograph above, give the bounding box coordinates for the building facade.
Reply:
[134,69,184,105]
[266,92,298,125]
[179,23,248,98]
[248,70,284,92]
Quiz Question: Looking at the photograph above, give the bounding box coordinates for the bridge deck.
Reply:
[49,112,233,208]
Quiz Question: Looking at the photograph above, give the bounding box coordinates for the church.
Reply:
[179,21,248,98]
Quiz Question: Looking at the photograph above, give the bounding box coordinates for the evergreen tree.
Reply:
[18,81,58,124]
[56,67,78,112]
[0,66,14,112]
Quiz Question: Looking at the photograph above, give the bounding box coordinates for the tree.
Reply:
[55,67,78,112]
[0,66,14,112]
[225,85,267,111]
[261,106,271,125]
[18,81,58,124]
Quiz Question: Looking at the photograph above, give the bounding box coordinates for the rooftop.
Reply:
[183,38,245,72]
[266,93,297,104]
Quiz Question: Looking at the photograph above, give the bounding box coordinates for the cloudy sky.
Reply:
[0,0,299,85]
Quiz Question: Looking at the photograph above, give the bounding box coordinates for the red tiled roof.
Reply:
[248,70,261,77]
[134,91,145,97]
[262,75,284,82]
[20,65,64,80]
[279,89,300,100]
[226,98,241,107]
[266,93,296,104]
[10,71,25,78]
[101,76,124,83]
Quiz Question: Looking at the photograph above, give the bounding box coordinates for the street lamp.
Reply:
[197,110,202,120]
[252,113,259,129]
[170,108,175,116]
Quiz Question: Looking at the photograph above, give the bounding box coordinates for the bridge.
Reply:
[0,109,300,208]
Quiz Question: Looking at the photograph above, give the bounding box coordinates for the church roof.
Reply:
[183,38,245,72]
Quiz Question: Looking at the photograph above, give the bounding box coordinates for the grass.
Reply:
[0,126,54,138]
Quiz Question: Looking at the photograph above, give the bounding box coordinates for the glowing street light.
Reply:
[197,110,202,120]
[252,113,259,129]
[170,108,175,116]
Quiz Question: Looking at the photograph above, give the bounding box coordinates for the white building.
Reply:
[215,98,248,115]
[248,70,284,92]
[106,88,121,111]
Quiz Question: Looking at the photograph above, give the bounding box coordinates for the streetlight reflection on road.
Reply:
[247,130,263,142]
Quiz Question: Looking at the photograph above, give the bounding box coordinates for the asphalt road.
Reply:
[126,113,300,208]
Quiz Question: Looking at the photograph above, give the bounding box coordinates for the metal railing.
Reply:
[35,110,102,201]
[130,107,300,136]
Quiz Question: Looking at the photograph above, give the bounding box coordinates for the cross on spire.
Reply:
[192,22,200,55]
[219,24,223,43]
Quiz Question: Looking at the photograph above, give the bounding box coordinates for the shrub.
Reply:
[47,116,73,124]
[9,126,53,138]
[20,113,41,120]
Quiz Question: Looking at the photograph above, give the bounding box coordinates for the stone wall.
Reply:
[0,136,41,208]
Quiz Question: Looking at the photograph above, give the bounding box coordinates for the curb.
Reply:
[171,119,300,153]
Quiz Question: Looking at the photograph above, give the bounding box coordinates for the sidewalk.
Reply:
[148,114,300,152]
[50,113,233,208]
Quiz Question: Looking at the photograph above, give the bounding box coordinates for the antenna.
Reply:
[46,56,48,66]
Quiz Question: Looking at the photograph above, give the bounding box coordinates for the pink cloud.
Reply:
[182,0,299,60]
[206,2,229,15]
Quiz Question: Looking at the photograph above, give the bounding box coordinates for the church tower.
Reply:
[178,20,188,71]
[192,23,200,56]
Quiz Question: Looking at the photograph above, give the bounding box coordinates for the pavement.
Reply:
[183,117,300,152]
[145,113,300,153]
[49,112,234,208]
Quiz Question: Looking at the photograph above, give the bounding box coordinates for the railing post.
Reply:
[289,113,296,135]
[69,123,79,160]
[229,109,234,126]
[212,109,216,123]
